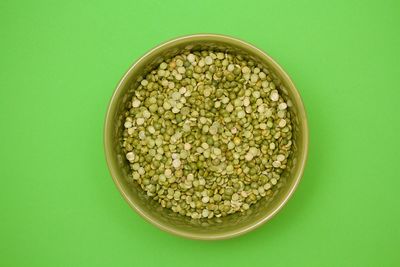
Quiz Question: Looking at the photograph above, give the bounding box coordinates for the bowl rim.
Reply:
[104,33,309,240]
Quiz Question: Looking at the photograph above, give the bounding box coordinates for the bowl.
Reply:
[104,34,308,240]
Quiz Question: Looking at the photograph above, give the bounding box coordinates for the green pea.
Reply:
[149,104,158,113]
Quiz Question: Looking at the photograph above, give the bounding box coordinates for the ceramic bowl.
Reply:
[104,34,308,240]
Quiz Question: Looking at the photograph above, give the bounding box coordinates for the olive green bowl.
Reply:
[104,34,308,240]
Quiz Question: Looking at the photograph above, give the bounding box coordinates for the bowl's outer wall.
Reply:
[104,34,308,240]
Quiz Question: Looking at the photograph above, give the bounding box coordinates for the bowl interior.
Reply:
[104,35,308,239]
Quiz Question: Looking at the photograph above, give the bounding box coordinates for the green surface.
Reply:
[1,0,399,266]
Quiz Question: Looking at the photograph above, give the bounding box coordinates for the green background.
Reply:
[1,0,399,266]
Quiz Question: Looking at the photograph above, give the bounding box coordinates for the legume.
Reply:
[120,50,293,219]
